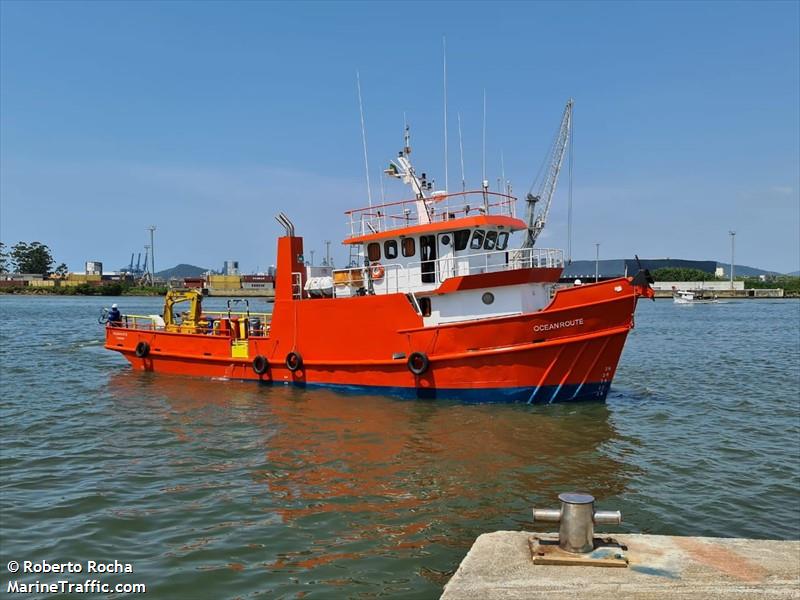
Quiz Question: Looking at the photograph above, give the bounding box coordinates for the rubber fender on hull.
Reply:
[252,355,269,375]
[285,352,303,372]
[407,351,430,375]
[135,341,150,358]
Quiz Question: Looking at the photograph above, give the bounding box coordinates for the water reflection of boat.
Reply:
[105,371,631,576]
[672,287,719,304]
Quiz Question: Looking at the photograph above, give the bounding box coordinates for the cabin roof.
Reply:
[343,215,527,245]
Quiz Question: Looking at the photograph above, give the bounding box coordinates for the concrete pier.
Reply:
[441,531,800,599]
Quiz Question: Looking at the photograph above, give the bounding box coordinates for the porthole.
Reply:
[384,239,398,259]
[482,292,495,305]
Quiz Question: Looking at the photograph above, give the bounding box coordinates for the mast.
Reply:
[384,124,432,224]
[458,112,466,192]
[482,89,487,185]
[356,71,373,207]
[443,36,449,192]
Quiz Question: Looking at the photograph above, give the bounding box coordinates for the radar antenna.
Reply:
[383,124,433,224]
[521,99,573,249]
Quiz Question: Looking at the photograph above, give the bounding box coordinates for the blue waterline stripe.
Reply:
[255,380,609,404]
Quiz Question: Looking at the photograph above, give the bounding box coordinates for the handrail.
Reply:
[330,247,564,297]
[343,189,516,215]
[109,312,272,337]
[119,311,271,319]
[344,190,518,239]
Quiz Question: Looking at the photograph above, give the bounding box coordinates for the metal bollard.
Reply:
[532,492,622,554]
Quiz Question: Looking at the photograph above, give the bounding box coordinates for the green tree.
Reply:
[11,242,55,275]
[0,242,8,273]
[54,263,69,277]
[652,267,714,282]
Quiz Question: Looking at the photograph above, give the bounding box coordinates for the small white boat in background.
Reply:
[672,287,719,304]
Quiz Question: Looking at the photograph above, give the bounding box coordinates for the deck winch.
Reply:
[530,492,628,567]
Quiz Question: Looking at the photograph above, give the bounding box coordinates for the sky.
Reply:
[1,1,798,274]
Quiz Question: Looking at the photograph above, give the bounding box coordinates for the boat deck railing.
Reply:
[109,310,272,338]
[344,190,517,239]
[329,247,564,297]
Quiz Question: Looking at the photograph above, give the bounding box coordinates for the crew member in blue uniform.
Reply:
[108,303,122,326]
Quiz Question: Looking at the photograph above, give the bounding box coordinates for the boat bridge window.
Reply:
[367,243,381,262]
[420,235,437,283]
[402,237,415,257]
[470,230,485,250]
[484,231,498,250]
[497,232,509,250]
[454,229,470,251]
[384,240,398,260]
[418,297,432,317]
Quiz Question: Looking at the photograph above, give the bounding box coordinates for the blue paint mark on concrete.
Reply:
[630,565,681,580]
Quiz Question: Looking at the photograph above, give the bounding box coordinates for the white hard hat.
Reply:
[111,303,118,309]
[574,279,582,286]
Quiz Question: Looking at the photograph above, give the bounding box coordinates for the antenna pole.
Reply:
[356,71,373,207]
[457,112,466,193]
[482,89,487,184]
[501,150,506,194]
[443,36,449,192]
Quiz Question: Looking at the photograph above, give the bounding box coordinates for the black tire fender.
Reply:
[407,351,430,376]
[134,341,150,358]
[252,355,269,375]
[285,352,303,372]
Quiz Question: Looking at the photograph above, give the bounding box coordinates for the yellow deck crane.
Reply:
[163,289,204,333]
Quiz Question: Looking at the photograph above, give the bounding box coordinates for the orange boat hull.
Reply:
[105,270,645,403]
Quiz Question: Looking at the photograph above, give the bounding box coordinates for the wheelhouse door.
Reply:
[437,232,455,283]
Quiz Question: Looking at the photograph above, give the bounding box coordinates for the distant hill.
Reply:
[156,264,210,279]
[563,258,785,279]
[787,271,800,277]
[718,263,782,277]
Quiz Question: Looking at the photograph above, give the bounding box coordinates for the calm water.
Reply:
[1,296,799,598]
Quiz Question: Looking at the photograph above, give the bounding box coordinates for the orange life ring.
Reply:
[370,262,385,280]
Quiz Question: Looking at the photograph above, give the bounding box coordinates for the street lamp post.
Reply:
[595,243,600,283]
[143,245,150,283]
[148,225,156,283]
[729,231,736,291]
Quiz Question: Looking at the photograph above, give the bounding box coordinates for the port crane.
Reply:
[521,99,573,249]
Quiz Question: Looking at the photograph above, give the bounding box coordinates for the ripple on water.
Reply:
[0,296,798,599]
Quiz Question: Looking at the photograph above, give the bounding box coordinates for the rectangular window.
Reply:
[420,235,437,283]
[402,237,416,257]
[484,230,498,250]
[496,232,509,250]
[454,229,471,251]
[470,229,486,250]
[384,240,398,259]
[367,242,381,262]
